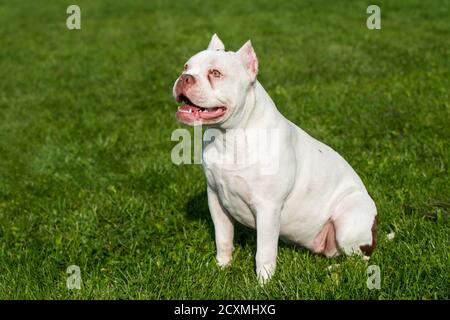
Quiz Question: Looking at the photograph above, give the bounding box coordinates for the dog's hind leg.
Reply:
[332,192,378,257]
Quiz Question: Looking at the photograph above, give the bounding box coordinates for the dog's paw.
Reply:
[256,264,275,286]
[216,255,232,268]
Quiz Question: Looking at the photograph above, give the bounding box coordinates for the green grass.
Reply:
[0,0,449,299]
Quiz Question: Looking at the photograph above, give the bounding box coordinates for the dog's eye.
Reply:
[210,69,222,78]
[184,64,188,71]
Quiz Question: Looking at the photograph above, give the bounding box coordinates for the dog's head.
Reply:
[173,34,258,127]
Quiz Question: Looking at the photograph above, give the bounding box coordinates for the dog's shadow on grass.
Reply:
[185,191,296,251]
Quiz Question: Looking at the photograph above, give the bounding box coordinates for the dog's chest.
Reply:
[203,148,256,228]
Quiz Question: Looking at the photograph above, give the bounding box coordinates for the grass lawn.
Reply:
[0,0,449,299]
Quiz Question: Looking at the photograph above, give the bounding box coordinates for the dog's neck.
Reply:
[223,80,280,130]
[203,81,284,155]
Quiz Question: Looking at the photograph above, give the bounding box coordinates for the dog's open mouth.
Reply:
[176,94,227,122]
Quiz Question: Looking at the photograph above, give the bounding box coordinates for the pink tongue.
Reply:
[199,107,225,119]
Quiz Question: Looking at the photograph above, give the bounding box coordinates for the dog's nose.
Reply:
[175,74,196,98]
[177,74,195,91]
[180,74,195,85]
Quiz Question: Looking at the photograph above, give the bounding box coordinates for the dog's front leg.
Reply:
[207,186,234,267]
[255,203,281,285]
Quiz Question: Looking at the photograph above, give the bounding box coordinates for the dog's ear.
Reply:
[207,34,225,51]
[237,40,258,82]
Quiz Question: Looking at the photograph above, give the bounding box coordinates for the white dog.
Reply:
[173,34,378,283]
